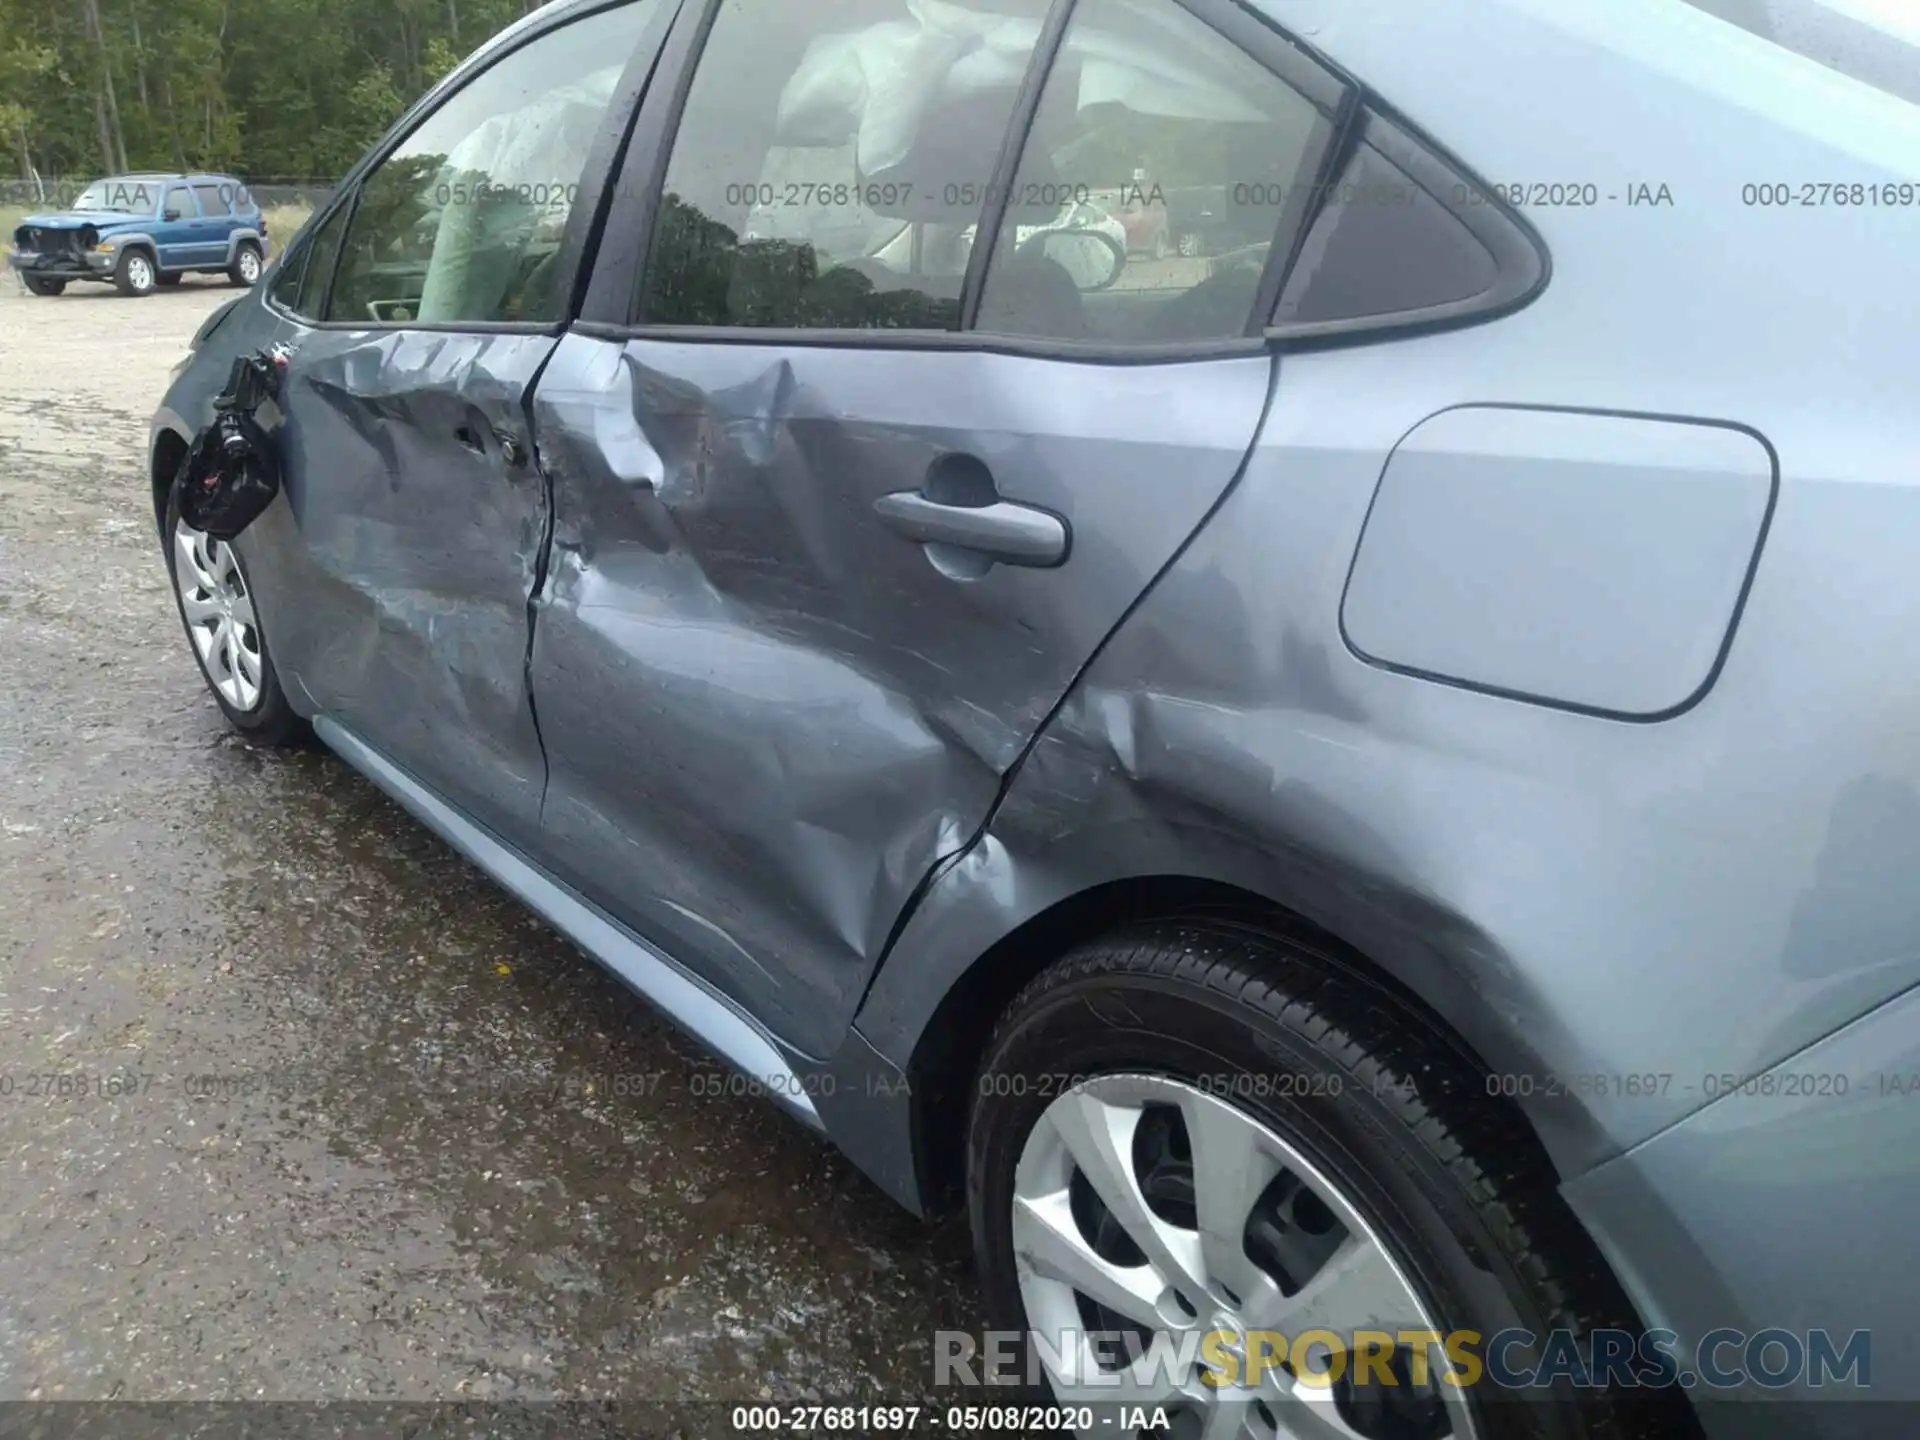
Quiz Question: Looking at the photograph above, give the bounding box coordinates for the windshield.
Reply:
[71,178,158,214]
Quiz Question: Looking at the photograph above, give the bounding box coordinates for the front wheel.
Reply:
[968,920,1693,1440]
[22,274,66,296]
[163,478,305,745]
[114,247,157,296]
[229,242,263,287]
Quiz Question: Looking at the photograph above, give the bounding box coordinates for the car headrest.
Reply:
[857,80,1075,226]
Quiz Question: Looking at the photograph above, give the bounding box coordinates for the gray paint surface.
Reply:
[1341,406,1774,717]
[526,334,1275,1057]
[1566,980,1920,1417]
[248,324,557,848]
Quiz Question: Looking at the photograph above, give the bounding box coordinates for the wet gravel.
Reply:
[0,277,982,1429]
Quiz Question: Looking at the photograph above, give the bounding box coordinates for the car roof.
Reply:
[1683,0,1920,103]
[101,171,247,183]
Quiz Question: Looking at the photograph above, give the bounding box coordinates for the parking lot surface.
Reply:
[0,278,981,1421]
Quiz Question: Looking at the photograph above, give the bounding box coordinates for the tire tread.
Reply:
[968,915,1699,1440]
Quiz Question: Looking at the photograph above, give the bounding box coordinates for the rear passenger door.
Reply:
[529,0,1352,1056]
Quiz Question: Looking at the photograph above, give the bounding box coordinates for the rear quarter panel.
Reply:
[854,0,1920,1180]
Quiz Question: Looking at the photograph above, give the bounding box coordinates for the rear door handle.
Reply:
[874,491,1069,568]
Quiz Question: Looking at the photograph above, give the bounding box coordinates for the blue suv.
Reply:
[8,172,268,297]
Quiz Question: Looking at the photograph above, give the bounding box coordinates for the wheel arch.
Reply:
[152,424,191,535]
[853,840,1614,1219]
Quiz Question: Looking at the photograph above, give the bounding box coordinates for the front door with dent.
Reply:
[529,0,1348,1056]
[245,0,668,847]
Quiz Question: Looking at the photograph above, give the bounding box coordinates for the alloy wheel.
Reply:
[1012,1074,1476,1440]
[238,248,262,283]
[173,521,264,712]
[126,253,154,291]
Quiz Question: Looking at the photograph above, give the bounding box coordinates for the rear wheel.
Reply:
[229,242,263,287]
[163,477,304,746]
[114,247,157,296]
[968,920,1694,1440]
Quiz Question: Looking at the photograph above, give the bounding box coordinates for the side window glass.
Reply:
[1272,134,1524,334]
[193,182,232,217]
[269,239,310,310]
[165,185,197,220]
[328,1,654,327]
[975,0,1332,344]
[641,0,1052,330]
[271,201,350,320]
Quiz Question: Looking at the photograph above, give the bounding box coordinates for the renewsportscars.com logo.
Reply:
[935,1326,1872,1393]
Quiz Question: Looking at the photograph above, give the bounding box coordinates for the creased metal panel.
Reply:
[249,325,558,844]
[529,334,1275,1056]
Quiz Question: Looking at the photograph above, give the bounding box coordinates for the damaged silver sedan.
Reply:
[150,0,1920,1436]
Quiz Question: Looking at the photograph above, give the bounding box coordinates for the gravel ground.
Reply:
[0,275,982,1433]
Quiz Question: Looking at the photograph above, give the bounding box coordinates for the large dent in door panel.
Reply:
[247,328,554,836]
[530,336,1277,1057]
[530,345,995,1045]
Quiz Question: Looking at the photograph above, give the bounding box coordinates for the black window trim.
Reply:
[1263,105,1550,352]
[598,0,1366,360]
[260,0,680,335]
[267,227,315,310]
[952,0,1082,333]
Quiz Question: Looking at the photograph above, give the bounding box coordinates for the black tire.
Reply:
[228,241,263,287]
[114,246,157,296]
[22,274,66,296]
[968,918,1697,1440]
[162,476,306,747]
[157,271,183,287]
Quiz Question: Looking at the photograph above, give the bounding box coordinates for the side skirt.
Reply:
[312,714,824,1133]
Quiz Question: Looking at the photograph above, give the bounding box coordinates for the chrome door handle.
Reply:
[873,491,1069,568]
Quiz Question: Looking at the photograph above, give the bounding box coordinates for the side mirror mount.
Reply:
[163,208,184,222]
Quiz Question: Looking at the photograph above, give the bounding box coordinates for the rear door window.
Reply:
[193,183,232,217]
[972,0,1337,343]
[639,0,1054,330]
